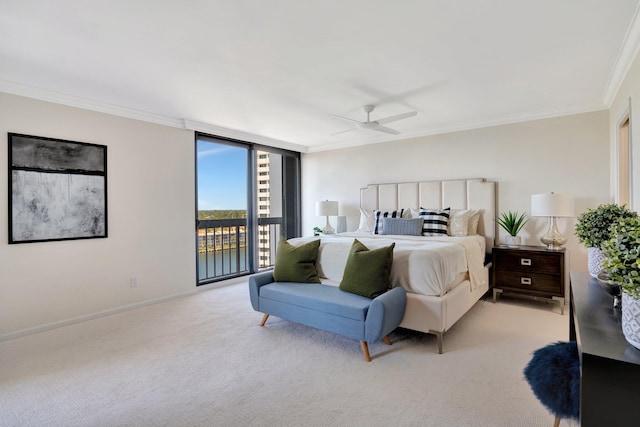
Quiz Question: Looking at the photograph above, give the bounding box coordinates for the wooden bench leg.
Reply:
[360,341,372,362]
[259,313,269,326]
[553,416,560,427]
[383,335,392,346]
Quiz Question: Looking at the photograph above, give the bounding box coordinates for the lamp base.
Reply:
[540,217,567,250]
[322,216,335,235]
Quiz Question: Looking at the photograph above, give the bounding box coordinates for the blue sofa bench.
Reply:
[249,271,407,362]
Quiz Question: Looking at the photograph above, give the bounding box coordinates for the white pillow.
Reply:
[448,209,482,236]
[357,208,375,232]
[468,209,482,235]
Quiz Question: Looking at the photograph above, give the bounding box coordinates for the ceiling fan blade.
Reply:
[330,127,358,136]
[372,125,400,135]
[329,114,361,124]
[376,111,417,125]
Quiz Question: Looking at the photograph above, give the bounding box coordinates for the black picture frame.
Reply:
[8,133,108,244]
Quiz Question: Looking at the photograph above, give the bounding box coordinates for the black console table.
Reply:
[570,271,640,426]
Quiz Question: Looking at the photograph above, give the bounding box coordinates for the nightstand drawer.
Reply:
[492,245,565,312]
[494,271,562,295]
[493,251,561,275]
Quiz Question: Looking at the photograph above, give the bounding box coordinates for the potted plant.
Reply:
[574,204,637,277]
[313,227,322,236]
[601,216,640,349]
[496,211,528,247]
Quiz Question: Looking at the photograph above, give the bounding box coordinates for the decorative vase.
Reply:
[504,235,521,247]
[622,292,640,350]
[597,270,622,309]
[588,247,605,278]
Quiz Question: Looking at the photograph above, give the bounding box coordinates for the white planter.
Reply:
[504,235,521,247]
[622,292,640,350]
[588,247,605,278]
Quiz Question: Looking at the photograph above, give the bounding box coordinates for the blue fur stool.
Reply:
[523,341,580,427]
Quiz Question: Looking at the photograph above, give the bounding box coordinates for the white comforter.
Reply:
[288,232,487,297]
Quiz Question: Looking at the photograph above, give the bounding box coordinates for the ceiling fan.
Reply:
[330,105,417,136]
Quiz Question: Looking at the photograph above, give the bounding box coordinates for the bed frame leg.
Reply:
[360,341,372,362]
[259,313,269,326]
[429,330,444,354]
[383,335,392,346]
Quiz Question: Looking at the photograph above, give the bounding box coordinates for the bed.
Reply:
[292,178,496,353]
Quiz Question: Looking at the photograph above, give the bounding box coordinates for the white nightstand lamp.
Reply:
[531,193,575,250]
[316,200,339,234]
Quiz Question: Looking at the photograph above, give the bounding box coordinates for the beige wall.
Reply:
[301,111,611,275]
[0,87,619,337]
[609,45,640,208]
[0,93,196,338]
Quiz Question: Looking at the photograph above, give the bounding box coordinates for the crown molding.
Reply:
[182,120,308,153]
[307,102,607,153]
[0,79,609,155]
[603,2,640,106]
[0,80,309,153]
[0,80,184,128]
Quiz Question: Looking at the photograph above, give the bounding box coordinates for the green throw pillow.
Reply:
[273,239,321,283]
[339,239,395,298]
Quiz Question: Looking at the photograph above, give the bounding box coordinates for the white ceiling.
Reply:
[1,1,640,153]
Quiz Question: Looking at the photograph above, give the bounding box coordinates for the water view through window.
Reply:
[196,136,283,283]
[197,139,248,282]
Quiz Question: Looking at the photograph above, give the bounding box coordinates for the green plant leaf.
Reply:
[575,204,637,249]
[496,211,528,236]
[602,216,640,299]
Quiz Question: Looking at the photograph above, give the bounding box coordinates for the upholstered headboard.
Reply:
[360,178,496,251]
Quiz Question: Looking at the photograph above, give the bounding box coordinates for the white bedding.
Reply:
[288,232,487,297]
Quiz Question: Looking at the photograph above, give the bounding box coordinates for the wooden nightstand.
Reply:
[492,245,565,314]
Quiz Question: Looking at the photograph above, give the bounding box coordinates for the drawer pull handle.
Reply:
[521,258,532,266]
[521,277,532,285]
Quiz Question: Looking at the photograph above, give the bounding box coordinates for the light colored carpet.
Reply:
[0,282,576,426]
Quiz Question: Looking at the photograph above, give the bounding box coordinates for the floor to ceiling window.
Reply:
[195,133,300,285]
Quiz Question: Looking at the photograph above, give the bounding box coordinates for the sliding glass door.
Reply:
[196,134,300,285]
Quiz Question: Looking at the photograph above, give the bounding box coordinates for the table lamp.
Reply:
[316,200,339,234]
[531,193,575,249]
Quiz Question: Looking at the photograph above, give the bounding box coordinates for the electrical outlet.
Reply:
[130,277,138,287]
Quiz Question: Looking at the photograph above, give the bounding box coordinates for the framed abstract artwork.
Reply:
[8,133,108,244]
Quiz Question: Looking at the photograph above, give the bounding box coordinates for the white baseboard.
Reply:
[0,290,197,342]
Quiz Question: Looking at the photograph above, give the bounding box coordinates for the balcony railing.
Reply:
[197,217,281,284]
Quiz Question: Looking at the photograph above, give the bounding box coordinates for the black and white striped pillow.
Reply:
[418,208,451,236]
[373,209,404,234]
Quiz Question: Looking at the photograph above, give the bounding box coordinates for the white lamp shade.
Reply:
[316,200,339,216]
[531,193,575,217]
